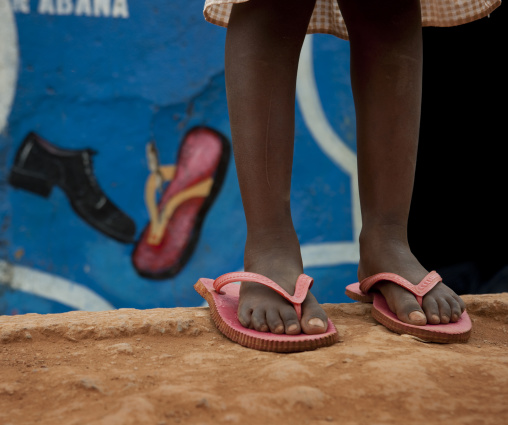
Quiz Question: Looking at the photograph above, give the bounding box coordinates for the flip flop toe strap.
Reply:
[213,272,314,320]
[359,271,442,307]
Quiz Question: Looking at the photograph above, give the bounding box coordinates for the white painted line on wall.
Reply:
[0,260,114,312]
[301,241,359,267]
[0,0,19,134]
[296,35,362,242]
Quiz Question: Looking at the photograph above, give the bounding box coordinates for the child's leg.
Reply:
[337,0,466,324]
[225,0,328,335]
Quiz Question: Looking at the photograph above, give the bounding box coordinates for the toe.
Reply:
[251,309,269,332]
[455,294,466,313]
[266,308,285,334]
[437,298,451,324]
[237,305,253,329]
[300,295,328,335]
[378,284,427,325]
[444,285,466,314]
[448,297,463,322]
[422,296,441,324]
[396,291,427,326]
[280,304,301,335]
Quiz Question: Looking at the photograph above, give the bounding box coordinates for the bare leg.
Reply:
[225,0,328,334]
[337,0,465,324]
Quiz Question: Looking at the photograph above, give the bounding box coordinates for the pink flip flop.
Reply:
[345,271,472,343]
[195,272,339,352]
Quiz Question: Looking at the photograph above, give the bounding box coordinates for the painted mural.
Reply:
[0,0,359,315]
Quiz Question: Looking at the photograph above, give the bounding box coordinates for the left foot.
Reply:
[358,228,466,326]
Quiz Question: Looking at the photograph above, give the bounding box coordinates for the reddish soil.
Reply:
[1,293,508,425]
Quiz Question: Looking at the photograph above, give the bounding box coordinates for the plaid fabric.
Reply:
[204,0,502,40]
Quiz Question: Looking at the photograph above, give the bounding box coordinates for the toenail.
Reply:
[409,311,425,322]
[275,325,284,333]
[287,324,298,333]
[431,314,440,323]
[308,318,325,328]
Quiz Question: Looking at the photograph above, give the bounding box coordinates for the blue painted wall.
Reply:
[0,0,358,315]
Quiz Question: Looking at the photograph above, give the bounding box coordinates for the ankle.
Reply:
[359,223,409,251]
[246,222,298,244]
[244,227,302,270]
[357,224,422,281]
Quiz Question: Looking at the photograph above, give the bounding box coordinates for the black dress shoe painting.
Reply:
[8,132,136,243]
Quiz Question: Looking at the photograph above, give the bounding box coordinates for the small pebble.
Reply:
[79,378,103,393]
[196,398,209,408]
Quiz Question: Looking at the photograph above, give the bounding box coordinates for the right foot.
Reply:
[237,229,329,335]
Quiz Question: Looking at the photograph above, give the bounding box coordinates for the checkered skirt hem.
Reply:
[204,0,502,40]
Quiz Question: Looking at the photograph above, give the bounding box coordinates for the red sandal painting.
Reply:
[132,126,230,279]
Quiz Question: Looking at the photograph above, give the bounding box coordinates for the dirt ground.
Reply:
[1,293,508,425]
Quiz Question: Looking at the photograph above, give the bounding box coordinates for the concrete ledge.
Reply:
[0,307,212,343]
[1,294,507,425]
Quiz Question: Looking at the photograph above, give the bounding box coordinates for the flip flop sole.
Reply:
[345,283,374,303]
[371,294,472,343]
[195,278,340,353]
[345,283,472,343]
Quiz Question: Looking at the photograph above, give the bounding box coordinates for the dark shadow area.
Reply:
[409,5,507,294]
